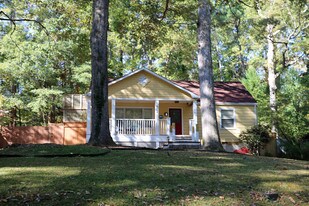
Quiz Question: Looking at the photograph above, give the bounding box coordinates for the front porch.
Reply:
[110,118,199,148]
[108,99,200,149]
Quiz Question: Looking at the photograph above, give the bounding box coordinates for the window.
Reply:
[116,108,153,119]
[221,109,235,128]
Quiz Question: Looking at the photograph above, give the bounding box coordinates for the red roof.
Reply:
[173,81,256,103]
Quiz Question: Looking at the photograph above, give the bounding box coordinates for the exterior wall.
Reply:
[159,102,193,135]
[63,94,87,122]
[109,70,192,100]
[196,105,256,143]
[0,123,86,148]
[217,105,256,142]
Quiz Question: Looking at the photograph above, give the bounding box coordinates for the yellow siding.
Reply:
[160,102,193,135]
[109,70,192,100]
[216,105,256,142]
[196,105,256,143]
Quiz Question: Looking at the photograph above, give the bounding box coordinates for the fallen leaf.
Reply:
[288,196,295,204]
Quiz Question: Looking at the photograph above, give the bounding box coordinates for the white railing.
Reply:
[116,119,155,135]
[189,119,198,141]
[110,118,171,136]
[160,119,168,135]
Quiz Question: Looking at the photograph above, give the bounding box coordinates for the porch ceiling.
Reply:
[109,99,193,104]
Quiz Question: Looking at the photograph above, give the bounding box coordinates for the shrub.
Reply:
[239,124,271,155]
[280,134,309,160]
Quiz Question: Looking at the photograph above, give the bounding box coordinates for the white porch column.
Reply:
[167,117,172,141]
[111,99,116,136]
[155,100,160,136]
[192,100,198,141]
[86,93,91,143]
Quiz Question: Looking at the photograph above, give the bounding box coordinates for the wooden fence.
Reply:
[0,122,86,148]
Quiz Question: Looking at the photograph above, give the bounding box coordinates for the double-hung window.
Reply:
[116,108,153,119]
[220,109,235,129]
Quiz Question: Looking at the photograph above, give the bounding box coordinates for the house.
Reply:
[63,68,257,149]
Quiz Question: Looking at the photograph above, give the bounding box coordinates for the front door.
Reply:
[169,109,182,135]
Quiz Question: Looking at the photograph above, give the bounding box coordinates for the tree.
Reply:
[248,0,308,134]
[89,0,115,146]
[197,0,223,150]
[0,0,92,125]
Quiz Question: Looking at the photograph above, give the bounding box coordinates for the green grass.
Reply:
[0,145,308,205]
[0,144,107,156]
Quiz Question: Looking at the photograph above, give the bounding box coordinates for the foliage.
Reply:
[278,69,309,141]
[242,67,270,124]
[0,0,92,125]
[280,138,309,161]
[27,88,63,125]
[239,124,271,155]
[0,149,308,205]
[0,0,308,156]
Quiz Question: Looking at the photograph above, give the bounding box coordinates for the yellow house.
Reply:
[82,68,257,149]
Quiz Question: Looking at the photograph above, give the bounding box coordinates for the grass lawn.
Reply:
[0,145,308,205]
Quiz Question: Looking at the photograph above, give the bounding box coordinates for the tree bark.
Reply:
[266,24,277,134]
[89,0,115,146]
[198,0,223,150]
[235,19,246,78]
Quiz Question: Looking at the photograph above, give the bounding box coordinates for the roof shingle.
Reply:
[173,81,256,103]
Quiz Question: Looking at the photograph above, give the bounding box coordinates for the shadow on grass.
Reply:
[0,150,308,205]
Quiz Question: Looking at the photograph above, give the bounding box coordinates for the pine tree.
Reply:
[197,0,223,150]
[89,0,115,146]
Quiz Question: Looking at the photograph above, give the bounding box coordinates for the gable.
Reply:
[109,70,193,100]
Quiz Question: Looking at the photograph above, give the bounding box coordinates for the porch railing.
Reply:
[110,118,199,141]
[116,119,155,135]
[189,119,198,141]
[160,119,168,135]
[110,118,171,135]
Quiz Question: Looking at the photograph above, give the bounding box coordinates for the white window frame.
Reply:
[220,108,236,129]
[116,107,153,119]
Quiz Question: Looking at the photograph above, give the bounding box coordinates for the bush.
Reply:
[239,124,271,155]
[280,134,309,160]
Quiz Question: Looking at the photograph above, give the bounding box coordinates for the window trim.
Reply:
[116,107,154,119]
[220,108,236,129]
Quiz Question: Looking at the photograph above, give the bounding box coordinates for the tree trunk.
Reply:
[235,19,246,78]
[198,0,223,150]
[214,40,224,81]
[89,0,115,146]
[266,24,277,134]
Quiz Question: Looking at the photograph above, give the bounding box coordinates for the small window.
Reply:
[116,108,125,119]
[125,108,143,119]
[143,108,152,119]
[221,109,235,128]
[116,108,153,119]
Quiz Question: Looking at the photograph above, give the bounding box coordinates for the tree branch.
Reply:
[159,0,169,21]
[237,0,254,8]
[0,10,49,36]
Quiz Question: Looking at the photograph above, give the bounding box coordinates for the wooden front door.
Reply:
[169,109,182,135]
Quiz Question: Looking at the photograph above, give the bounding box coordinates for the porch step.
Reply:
[175,135,192,140]
[163,141,201,149]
